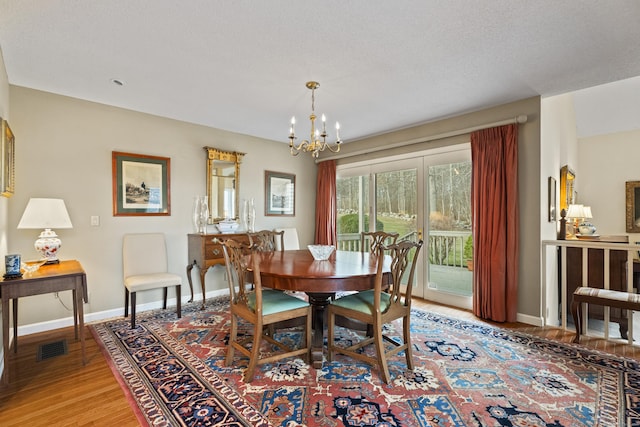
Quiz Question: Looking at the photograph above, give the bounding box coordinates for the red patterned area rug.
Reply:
[90,296,640,426]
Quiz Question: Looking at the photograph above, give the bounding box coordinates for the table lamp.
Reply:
[17,198,73,264]
[565,204,585,237]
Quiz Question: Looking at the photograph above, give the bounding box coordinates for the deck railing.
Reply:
[337,230,471,268]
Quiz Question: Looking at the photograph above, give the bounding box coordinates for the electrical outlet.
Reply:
[91,215,100,226]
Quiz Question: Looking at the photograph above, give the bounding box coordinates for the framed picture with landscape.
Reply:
[1,119,15,197]
[112,151,171,216]
[265,170,295,216]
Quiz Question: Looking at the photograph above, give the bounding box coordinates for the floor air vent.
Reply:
[37,339,68,361]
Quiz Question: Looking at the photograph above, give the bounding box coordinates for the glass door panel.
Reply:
[423,148,472,308]
[337,166,370,251]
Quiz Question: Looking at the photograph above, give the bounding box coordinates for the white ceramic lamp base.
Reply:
[34,228,62,264]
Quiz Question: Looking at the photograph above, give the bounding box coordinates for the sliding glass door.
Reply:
[422,148,472,309]
[336,145,471,309]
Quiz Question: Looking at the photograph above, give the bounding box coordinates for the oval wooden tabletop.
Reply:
[255,249,389,293]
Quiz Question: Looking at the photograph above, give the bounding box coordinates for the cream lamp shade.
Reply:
[17,198,73,263]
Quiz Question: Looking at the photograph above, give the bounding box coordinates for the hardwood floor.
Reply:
[1,299,639,426]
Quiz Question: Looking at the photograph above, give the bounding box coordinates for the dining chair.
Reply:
[248,230,284,252]
[360,231,399,254]
[327,239,423,384]
[221,238,312,382]
[275,228,300,250]
[122,233,182,329]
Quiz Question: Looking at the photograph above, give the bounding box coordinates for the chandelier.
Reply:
[289,81,342,158]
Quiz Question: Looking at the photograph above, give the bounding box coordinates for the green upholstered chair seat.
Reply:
[247,289,309,315]
[331,289,391,315]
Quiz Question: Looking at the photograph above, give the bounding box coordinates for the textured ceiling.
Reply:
[1,1,639,142]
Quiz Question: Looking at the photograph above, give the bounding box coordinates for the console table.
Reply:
[1,260,87,385]
[187,233,250,309]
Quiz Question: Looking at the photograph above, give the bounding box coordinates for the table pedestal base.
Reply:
[307,292,334,369]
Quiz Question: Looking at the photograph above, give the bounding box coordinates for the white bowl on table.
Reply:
[308,245,335,261]
[216,220,239,233]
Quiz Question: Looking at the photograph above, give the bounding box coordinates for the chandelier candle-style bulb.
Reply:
[289,81,342,158]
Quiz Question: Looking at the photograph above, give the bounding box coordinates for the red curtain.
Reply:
[470,124,519,322]
[315,160,337,245]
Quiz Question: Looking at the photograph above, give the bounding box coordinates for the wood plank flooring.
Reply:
[1,299,639,426]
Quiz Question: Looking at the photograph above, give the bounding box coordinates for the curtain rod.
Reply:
[317,114,528,163]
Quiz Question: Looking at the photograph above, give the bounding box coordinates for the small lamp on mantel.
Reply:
[17,198,73,264]
[565,204,585,238]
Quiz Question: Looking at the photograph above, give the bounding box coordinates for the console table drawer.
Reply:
[205,242,224,260]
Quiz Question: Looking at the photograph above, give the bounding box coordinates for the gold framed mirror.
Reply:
[559,165,575,214]
[625,181,640,232]
[205,147,244,223]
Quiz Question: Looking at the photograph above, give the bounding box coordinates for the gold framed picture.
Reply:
[1,119,15,198]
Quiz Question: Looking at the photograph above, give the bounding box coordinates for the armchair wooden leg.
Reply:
[225,315,238,366]
[245,323,262,382]
[374,324,390,384]
[571,300,582,343]
[162,288,168,310]
[403,317,414,370]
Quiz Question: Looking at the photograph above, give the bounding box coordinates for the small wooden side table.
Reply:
[1,260,87,385]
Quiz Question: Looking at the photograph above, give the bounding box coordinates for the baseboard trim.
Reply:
[15,288,229,337]
[517,312,544,327]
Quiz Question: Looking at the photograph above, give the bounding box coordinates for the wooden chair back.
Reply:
[361,231,399,255]
[248,230,285,252]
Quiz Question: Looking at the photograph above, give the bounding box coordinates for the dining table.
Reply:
[254,249,390,368]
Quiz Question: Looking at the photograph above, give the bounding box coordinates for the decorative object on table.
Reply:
[577,205,597,235]
[17,198,73,264]
[4,254,22,279]
[112,151,170,216]
[216,219,239,233]
[548,176,556,222]
[265,170,295,216]
[625,181,640,232]
[558,208,567,240]
[559,165,575,213]
[1,119,15,198]
[91,296,635,427]
[308,244,335,260]
[192,195,209,233]
[192,195,204,233]
[565,203,586,238]
[288,81,342,158]
[242,198,255,231]
[20,259,47,275]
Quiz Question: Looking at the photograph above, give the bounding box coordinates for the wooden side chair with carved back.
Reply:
[221,239,311,382]
[248,230,285,252]
[327,239,423,384]
[361,231,399,254]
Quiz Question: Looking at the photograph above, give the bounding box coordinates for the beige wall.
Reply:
[579,128,640,239]
[0,45,10,377]
[6,86,317,331]
[335,97,544,323]
[540,93,579,325]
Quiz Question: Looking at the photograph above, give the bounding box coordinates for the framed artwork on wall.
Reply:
[626,181,640,232]
[548,176,556,222]
[1,119,15,197]
[112,151,171,216]
[265,170,295,216]
[559,165,575,214]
